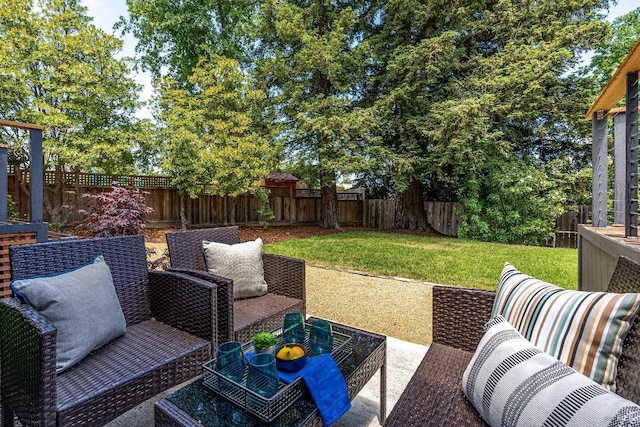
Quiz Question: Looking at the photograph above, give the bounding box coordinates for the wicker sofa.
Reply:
[0,235,216,427]
[385,256,640,426]
[166,226,305,345]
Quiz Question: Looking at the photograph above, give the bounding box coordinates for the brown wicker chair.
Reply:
[165,226,306,345]
[0,235,217,427]
[385,256,640,426]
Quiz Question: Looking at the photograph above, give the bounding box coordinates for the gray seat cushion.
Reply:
[56,320,210,413]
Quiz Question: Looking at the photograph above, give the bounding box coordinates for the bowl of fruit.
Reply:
[275,343,307,372]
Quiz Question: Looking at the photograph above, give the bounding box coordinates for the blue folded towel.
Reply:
[244,352,351,425]
[279,354,351,426]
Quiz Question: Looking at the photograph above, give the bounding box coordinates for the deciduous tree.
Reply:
[157,56,273,230]
[0,0,149,223]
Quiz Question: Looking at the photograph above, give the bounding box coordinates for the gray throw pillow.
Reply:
[11,255,127,373]
[202,238,268,299]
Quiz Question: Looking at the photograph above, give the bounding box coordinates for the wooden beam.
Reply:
[0,120,45,131]
[586,38,640,118]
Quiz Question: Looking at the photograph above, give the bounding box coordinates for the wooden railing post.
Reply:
[0,144,8,222]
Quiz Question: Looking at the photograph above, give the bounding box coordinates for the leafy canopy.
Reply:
[157,55,272,200]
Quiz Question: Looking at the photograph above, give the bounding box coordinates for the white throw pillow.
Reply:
[463,316,640,427]
[11,256,126,373]
[202,238,268,299]
[492,262,640,391]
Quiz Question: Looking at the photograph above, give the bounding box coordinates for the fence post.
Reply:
[0,144,8,222]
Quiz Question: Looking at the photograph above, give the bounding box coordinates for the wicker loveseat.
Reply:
[0,235,216,427]
[166,226,305,345]
[385,256,640,426]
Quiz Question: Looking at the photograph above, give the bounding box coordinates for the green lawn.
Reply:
[265,231,578,291]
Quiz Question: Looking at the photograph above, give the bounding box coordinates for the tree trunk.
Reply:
[320,178,339,229]
[179,193,188,231]
[394,179,429,230]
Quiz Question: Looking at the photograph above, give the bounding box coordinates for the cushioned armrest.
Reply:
[162,268,234,344]
[432,285,495,353]
[149,271,218,346]
[0,298,57,426]
[263,254,305,303]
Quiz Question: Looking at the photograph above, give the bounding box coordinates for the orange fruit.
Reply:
[277,347,292,360]
[277,345,305,360]
[290,346,305,359]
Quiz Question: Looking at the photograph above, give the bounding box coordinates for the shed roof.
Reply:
[266,172,299,182]
[585,38,640,119]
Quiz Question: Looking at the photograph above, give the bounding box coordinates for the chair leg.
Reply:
[1,403,14,427]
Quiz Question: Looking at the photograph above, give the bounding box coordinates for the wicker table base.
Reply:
[155,317,387,427]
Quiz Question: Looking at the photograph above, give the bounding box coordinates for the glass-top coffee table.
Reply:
[155,317,387,426]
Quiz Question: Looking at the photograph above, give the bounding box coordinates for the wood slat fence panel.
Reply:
[7,169,591,240]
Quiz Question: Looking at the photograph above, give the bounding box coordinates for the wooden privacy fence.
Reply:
[7,171,364,227]
[363,199,463,236]
[7,169,591,243]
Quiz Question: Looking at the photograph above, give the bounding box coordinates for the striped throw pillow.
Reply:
[492,263,640,391]
[463,316,640,427]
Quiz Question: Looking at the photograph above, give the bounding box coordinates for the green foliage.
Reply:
[0,0,152,223]
[6,195,16,220]
[364,0,609,242]
[251,331,278,349]
[156,55,273,229]
[0,0,148,172]
[118,0,256,83]
[456,161,565,245]
[587,7,640,86]
[48,222,65,232]
[253,0,379,226]
[265,232,578,291]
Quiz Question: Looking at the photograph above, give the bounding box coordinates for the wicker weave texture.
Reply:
[432,285,495,353]
[385,343,487,427]
[605,256,640,406]
[166,227,306,347]
[387,256,640,426]
[1,235,214,427]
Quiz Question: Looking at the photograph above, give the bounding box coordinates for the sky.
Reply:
[83,0,639,119]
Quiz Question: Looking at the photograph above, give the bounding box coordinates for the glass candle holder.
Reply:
[309,319,333,355]
[283,312,306,344]
[246,353,280,398]
[215,341,245,384]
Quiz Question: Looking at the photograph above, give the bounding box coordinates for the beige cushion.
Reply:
[202,238,268,299]
[463,316,640,426]
[492,262,640,391]
[11,256,126,373]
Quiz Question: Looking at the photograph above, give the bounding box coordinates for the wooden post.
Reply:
[0,144,8,222]
[592,110,608,227]
[626,71,639,238]
[614,112,626,225]
[29,128,44,224]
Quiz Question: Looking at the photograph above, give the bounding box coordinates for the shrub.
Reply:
[76,183,153,238]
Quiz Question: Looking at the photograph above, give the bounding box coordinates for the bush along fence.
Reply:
[8,169,590,245]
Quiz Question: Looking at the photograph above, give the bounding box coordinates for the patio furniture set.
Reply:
[2,224,640,426]
[0,226,385,427]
